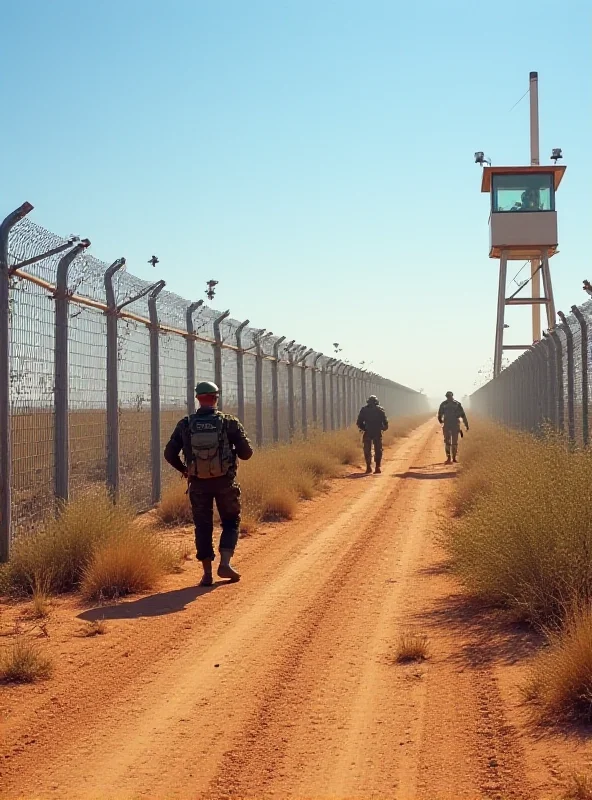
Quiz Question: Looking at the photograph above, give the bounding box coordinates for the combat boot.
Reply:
[365,464,372,474]
[218,549,240,582]
[199,559,213,587]
[445,457,452,465]
[374,464,382,474]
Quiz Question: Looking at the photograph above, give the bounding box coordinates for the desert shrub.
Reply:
[447,422,592,624]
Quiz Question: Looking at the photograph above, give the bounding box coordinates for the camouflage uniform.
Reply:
[437,399,469,461]
[357,402,389,470]
[164,408,253,561]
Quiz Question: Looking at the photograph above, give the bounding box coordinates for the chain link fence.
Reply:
[0,203,428,556]
[471,299,591,446]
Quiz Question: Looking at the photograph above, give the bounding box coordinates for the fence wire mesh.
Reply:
[471,300,592,448]
[1,212,427,543]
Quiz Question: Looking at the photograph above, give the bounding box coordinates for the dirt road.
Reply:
[0,423,567,799]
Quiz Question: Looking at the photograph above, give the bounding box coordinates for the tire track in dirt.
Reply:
[200,427,438,800]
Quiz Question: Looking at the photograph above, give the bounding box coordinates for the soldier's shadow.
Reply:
[77,583,223,622]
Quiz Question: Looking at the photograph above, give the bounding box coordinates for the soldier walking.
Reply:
[164,381,253,587]
[437,391,469,464]
[357,395,389,474]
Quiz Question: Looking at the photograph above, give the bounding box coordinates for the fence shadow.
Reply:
[77,583,223,622]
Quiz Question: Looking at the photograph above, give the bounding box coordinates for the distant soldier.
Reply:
[164,381,253,587]
[437,391,469,464]
[357,395,389,474]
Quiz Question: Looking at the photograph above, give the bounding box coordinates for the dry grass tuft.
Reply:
[446,421,592,624]
[4,490,178,601]
[30,589,51,619]
[154,479,192,526]
[5,490,136,595]
[563,772,592,800]
[0,639,53,683]
[80,528,177,600]
[79,620,108,637]
[395,631,429,663]
[525,606,592,723]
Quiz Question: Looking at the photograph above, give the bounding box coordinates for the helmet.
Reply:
[368,395,379,405]
[195,380,220,396]
[445,391,454,398]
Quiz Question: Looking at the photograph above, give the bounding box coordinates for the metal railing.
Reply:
[471,297,591,446]
[0,202,427,558]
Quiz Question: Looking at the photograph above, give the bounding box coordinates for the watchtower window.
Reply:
[492,173,554,213]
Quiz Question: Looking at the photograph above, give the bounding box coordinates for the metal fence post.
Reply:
[104,258,126,501]
[287,344,297,439]
[343,367,350,426]
[148,280,165,505]
[342,366,349,427]
[333,362,338,429]
[328,360,336,430]
[558,311,575,443]
[352,370,358,419]
[213,310,230,409]
[337,363,345,429]
[186,300,203,415]
[360,372,365,418]
[0,202,34,561]
[54,239,91,503]
[532,343,548,428]
[299,349,313,438]
[517,356,528,429]
[235,319,250,423]
[254,330,271,447]
[312,353,322,428]
[359,371,367,412]
[541,336,556,428]
[528,351,539,431]
[549,330,565,433]
[322,359,330,432]
[344,367,351,426]
[333,363,340,429]
[272,336,286,442]
[300,354,308,438]
[572,305,589,447]
[347,367,355,425]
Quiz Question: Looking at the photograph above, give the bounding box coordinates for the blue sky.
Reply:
[2,0,590,398]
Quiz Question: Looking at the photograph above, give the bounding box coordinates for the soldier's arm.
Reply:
[381,410,389,431]
[437,402,445,424]
[227,419,254,461]
[458,404,469,429]
[163,419,188,474]
[356,409,365,430]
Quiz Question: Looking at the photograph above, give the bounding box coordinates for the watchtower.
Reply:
[478,72,566,377]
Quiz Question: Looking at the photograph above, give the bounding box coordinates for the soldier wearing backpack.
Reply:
[164,381,253,586]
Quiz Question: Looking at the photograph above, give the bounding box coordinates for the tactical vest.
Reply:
[441,401,462,428]
[186,412,234,479]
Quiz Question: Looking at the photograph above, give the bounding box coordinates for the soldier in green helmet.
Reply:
[164,380,253,586]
